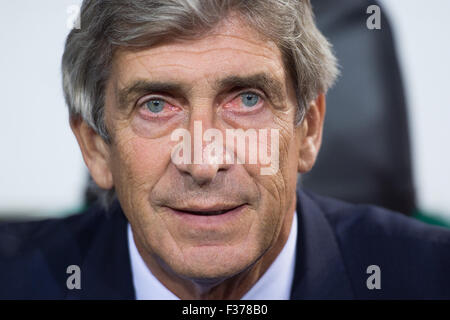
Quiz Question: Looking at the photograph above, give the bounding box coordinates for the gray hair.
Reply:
[62,0,338,207]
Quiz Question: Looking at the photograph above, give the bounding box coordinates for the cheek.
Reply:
[278,125,299,188]
[131,110,187,139]
[111,133,173,198]
[246,122,298,209]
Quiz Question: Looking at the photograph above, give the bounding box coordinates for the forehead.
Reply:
[111,16,287,89]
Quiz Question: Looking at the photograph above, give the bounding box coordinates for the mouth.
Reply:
[168,204,246,216]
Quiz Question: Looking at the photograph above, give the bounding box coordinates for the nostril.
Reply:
[187,163,219,185]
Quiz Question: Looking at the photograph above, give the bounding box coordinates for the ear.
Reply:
[70,118,114,190]
[296,94,326,173]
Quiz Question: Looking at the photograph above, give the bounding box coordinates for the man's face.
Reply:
[96,16,309,281]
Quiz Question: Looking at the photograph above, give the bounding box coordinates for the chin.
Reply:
[168,244,261,281]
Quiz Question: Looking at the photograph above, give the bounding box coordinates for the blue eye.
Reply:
[146,99,165,113]
[241,93,259,107]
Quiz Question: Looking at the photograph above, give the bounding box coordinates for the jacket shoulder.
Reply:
[305,191,450,298]
[0,202,110,299]
[308,191,450,244]
[0,203,108,259]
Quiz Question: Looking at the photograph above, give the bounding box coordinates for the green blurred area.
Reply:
[413,210,450,229]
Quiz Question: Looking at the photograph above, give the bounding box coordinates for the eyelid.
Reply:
[231,89,265,105]
[136,94,172,108]
[235,88,265,98]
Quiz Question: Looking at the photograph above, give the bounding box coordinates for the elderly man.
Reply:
[1,0,450,300]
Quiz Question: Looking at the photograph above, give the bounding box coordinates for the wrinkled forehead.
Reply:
[109,15,288,91]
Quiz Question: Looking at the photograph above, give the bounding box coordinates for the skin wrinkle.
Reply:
[118,31,277,75]
[124,26,279,62]
[189,31,276,48]
[121,46,280,87]
[137,178,190,272]
[128,47,278,62]
[127,53,281,80]
[135,227,192,294]
[73,15,325,299]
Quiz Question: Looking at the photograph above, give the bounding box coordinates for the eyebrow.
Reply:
[118,80,187,109]
[117,72,286,109]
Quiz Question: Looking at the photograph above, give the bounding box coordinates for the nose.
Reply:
[185,153,222,186]
[172,112,231,186]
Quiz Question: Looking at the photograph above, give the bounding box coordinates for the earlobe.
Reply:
[297,94,326,173]
[70,118,114,190]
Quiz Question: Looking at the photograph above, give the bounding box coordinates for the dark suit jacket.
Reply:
[1,189,450,299]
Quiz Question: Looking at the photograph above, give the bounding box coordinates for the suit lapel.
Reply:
[290,189,354,299]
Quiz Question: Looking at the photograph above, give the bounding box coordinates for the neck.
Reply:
[134,200,296,300]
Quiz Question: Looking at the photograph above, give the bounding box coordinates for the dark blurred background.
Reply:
[301,0,415,215]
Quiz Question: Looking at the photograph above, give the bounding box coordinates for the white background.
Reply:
[380,0,450,218]
[0,1,449,219]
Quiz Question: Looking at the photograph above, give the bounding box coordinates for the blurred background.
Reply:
[0,0,449,225]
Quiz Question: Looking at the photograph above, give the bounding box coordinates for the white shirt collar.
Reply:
[128,212,298,300]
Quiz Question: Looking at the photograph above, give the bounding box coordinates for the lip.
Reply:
[166,204,248,226]
[168,204,245,216]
